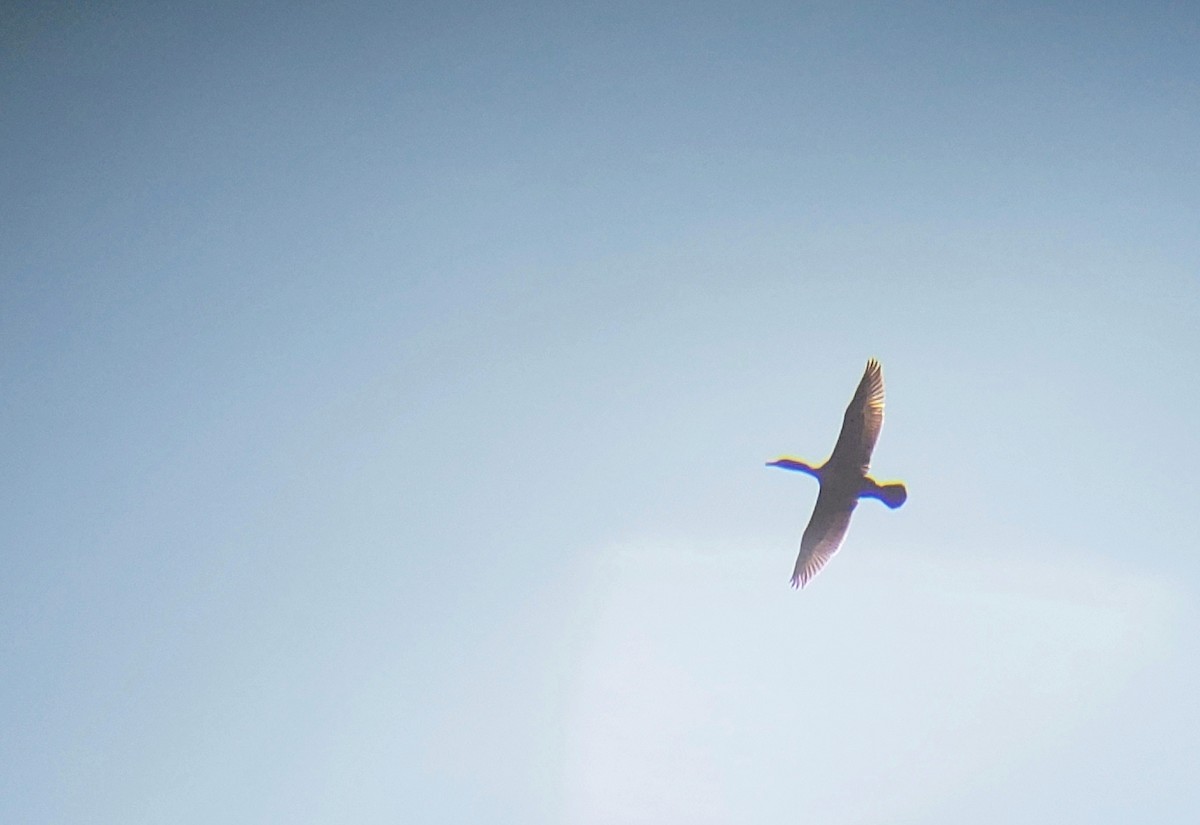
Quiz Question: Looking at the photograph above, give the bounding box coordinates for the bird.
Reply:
[767,358,907,588]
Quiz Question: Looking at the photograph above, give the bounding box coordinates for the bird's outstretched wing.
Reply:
[791,491,857,588]
[826,358,885,475]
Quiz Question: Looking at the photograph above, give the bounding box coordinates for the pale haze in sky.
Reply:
[3,2,1198,823]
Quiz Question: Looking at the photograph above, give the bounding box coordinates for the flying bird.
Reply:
[767,358,907,588]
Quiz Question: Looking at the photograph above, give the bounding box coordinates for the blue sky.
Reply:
[3,2,1198,822]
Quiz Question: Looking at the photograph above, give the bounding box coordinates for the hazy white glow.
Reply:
[564,541,1179,823]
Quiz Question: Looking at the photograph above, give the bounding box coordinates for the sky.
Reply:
[2,1,1198,822]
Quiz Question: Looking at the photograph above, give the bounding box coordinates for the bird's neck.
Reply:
[769,458,822,479]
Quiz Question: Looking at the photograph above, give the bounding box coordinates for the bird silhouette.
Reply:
[767,358,907,588]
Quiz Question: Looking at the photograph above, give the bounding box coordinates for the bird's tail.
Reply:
[877,482,907,508]
[862,481,907,509]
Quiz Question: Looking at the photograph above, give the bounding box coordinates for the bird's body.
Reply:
[768,358,906,588]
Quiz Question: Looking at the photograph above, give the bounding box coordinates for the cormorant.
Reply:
[767,358,907,588]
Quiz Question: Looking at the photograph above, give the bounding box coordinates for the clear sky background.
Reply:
[3,2,1198,822]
